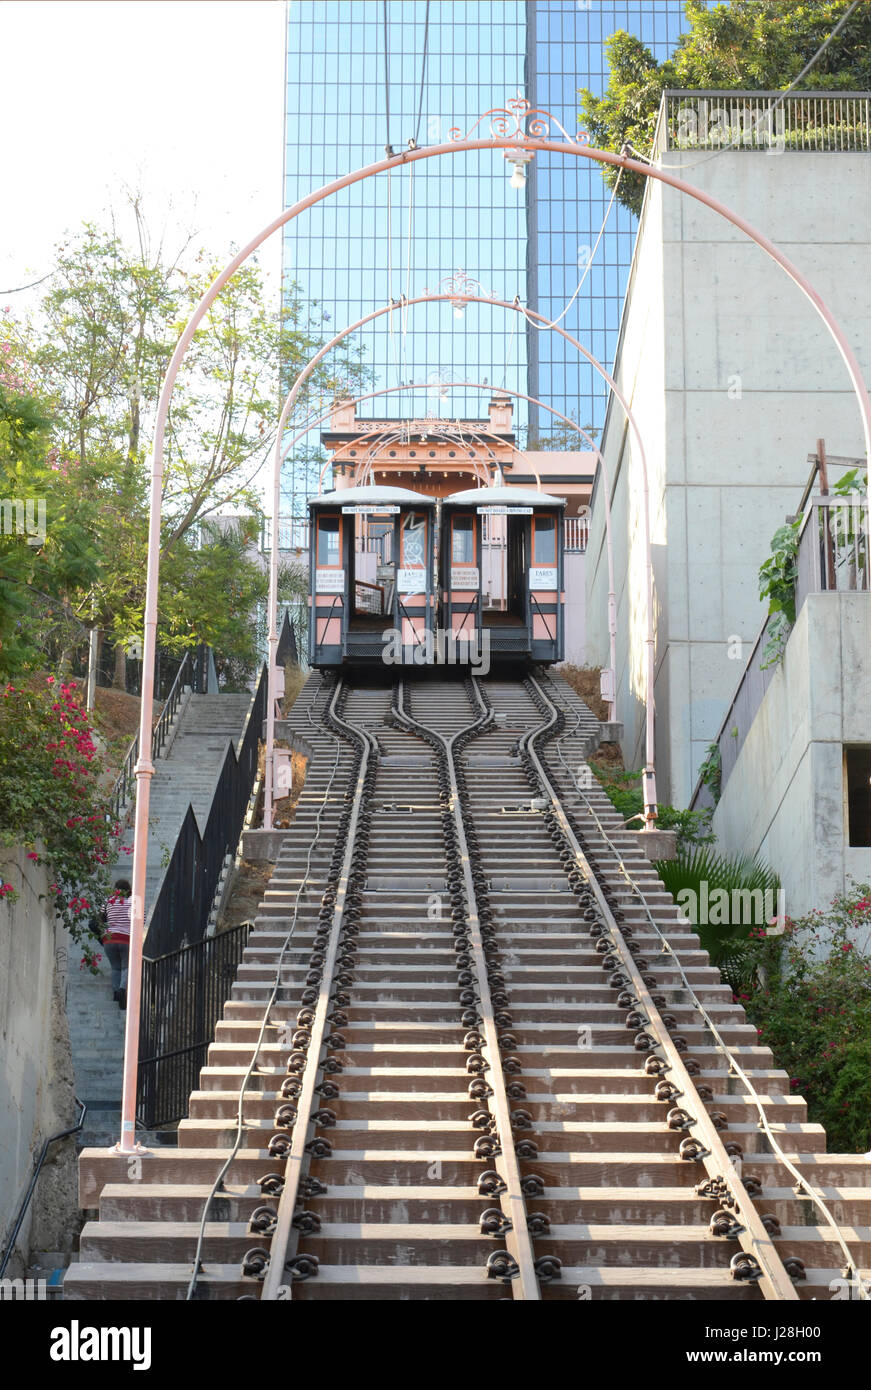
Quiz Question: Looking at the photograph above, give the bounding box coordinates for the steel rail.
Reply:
[537,672,869,1296]
[519,676,800,1301]
[184,676,345,1299]
[393,678,542,1300]
[261,678,376,1299]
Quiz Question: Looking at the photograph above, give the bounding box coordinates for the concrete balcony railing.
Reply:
[656,89,871,156]
[689,492,870,813]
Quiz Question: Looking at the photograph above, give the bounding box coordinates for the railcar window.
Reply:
[452,516,474,565]
[317,516,341,566]
[534,515,556,566]
[402,512,427,568]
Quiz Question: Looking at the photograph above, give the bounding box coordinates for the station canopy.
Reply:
[441,485,566,509]
[309,484,437,510]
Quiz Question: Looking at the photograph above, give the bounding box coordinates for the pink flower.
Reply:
[26,851,38,861]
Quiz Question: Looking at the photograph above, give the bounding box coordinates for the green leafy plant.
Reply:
[0,675,113,942]
[744,885,871,1151]
[580,1,871,215]
[589,761,715,850]
[832,467,867,498]
[655,846,781,990]
[697,743,722,803]
[2,195,370,688]
[758,519,800,668]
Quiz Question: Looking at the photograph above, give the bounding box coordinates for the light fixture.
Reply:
[453,303,465,320]
[505,149,533,190]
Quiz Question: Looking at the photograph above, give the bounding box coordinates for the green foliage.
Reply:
[589,761,715,850]
[832,466,867,498]
[580,30,678,214]
[697,743,722,803]
[0,675,113,942]
[758,519,800,668]
[655,845,781,987]
[2,195,371,685]
[0,383,100,678]
[580,1,871,214]
[744,886,871,1151]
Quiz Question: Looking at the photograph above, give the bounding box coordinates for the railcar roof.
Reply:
[309,484,437,510]
[441,485,566,509]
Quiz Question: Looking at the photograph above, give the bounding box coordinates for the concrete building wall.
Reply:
[586,146,871,806]
[0,847,77,1273]
[713,594,871,917]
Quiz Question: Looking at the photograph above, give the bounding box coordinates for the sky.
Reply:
[0,0,287,308]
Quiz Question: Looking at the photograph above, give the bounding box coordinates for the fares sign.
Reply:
[398,568,425,594]
[529,567,558,589]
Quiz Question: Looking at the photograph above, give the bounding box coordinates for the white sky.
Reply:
[0,0,287,306]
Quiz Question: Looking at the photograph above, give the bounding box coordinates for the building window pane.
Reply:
[534,515,556,566]
[452,516,474,565]
[318,516,341,566]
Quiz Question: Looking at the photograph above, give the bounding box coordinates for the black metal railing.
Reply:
[0,1099,86,1280]
[143,663,267,958]
[151,650,192,760]
[109,648,202,823]
[110,738,139,826]
[276,606,299,667]
[138,924,252,1127]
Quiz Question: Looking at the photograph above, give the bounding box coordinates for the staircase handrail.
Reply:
[108,650,195,824]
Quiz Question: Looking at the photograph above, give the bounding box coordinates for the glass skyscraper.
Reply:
[282,0,687,506]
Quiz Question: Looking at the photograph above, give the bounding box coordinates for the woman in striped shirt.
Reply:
[103,878,132,1009]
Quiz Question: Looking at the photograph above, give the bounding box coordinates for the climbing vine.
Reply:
[697,743,722,804]
[758,520,800,668]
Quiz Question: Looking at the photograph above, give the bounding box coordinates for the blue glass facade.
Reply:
[528,0,686,438]
[283,0,687,504]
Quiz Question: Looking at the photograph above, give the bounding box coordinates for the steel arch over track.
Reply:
[119,121,871,1153]
[264,295,635,830]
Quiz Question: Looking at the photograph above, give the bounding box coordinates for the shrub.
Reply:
[655,847,781,989]
[0,675,113,945]
[744,887,871,1152]
[589,761,715,852]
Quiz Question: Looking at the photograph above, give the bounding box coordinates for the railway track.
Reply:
[68,672,871,1301]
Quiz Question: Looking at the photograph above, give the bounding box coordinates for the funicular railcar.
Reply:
[439,486,566,664]
[308,484,436,667]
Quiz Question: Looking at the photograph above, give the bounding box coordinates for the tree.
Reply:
[521,413,600,449]
[7,196,369,685]
[0,370,99,679]
[580,1,871,215]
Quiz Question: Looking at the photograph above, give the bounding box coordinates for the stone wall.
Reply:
[0,846,78,1275]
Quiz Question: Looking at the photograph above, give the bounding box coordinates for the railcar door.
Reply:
[445,511,481,641]
[310,512,345,665]
[529,510,562,661]
[396,509,432,653]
